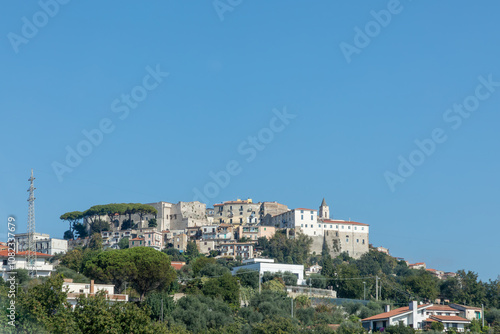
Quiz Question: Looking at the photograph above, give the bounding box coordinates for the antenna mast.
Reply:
[27,169,37,278]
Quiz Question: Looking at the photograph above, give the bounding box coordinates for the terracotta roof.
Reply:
[427,305,459,312]
[129,238,144,241]
[170,261,185,270]
[430,315,470,322]
[362,304,431,321]
[295,208,317,211]
[411,262,426,265]
[0,250,52,257]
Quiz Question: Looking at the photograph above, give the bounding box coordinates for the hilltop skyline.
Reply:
[1,1,500,281]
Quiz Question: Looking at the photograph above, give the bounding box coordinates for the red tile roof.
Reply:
[430,315,470,322]
[170,261,186,270]
[129,238,144,241]
[295,208,317,211]
[0,250,52,257]
[362,304,431,321]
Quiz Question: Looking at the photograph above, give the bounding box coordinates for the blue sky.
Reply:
[1,1,499,280]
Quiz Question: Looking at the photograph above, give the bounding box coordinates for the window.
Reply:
[301,215,304,220]
[348,226,351,229]
[311,216,313,220]
[301,224,303,227]
[300,210,304,213]
[264,228,266,231]
[355,227,357,230]
[310,211,313,214]
[2,260,7,265]
[305,224,308,228]
[346,238,349,243]
[362,239,365,244]
[342,225,344,229]
[356,239,359,243]
[230,219,233,224]
[330,225,332,228]
[239,218,243,224]
[362,227,364,230]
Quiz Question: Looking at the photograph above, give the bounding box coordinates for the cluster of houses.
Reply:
[375,247,458,280]
[84,198,370,261]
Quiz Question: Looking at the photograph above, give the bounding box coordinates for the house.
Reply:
[196,239,216,254]
[305,264,322,275]
[170,261,186,270]
[409,262,426,270]
[376,246,390,255]
[143,230,163,250]
[236,225,276,241]
[129,237,145,248]
[448,304,483,321]
[0,250,54,279]
[62,279,128,306]
[220,242,254,259]
[173,233,188,252]
[231,258,306,285]
[101,230,133,249]
[361,302,472,332]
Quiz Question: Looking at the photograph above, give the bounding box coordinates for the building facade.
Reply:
[14,233,68,256]
[214,199,261,225]
[0,250,53,279]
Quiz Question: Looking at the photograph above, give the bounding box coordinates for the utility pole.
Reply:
[363,282,366,300]
[291,298,293,318]
[375,276,379,301]
[258,273,262,294]
[482,304,484,327]
[379,280,382,301]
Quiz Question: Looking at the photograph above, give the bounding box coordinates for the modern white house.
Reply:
[231,258,306,285]
[0,250,54,279]
[362,302,472,332]
[62,279,128,306]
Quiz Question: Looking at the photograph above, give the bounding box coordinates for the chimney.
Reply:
[90,280,95,294]
[385,305,391,312]
[409,301,418,328]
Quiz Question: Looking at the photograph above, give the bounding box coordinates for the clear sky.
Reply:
[1,1,499,280]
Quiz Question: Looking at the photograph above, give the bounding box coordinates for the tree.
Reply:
[237,268,259,289]
[148,218,157,228]
[60,248,84,272]
[401,269,439,301]
[60,211,84,239]
[73,222,88,239]
[431,321,445,332]
[63,230,74,240]
[144,291,175,321]
[186,241,200,260]
[84,247,176,300]
[121,219,134,230]
[191,257,216,276]
[90,220,110,234]
[202,272,240,306]
[88,233,103,251]
[118,237,129,249]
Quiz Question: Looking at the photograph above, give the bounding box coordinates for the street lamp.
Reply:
[363,281,366,300]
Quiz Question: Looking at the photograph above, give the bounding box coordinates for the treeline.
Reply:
[60,203,157,239]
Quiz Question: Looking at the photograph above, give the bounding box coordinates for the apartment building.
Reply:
[14,233,68,256]
[214,199,261,225]
[220,242,254,259]
[0,250,54,279]
[63,279,128,306]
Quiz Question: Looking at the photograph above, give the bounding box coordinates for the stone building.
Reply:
[149,201,209,231]
[214,199,261,225]
[260,201,289,225]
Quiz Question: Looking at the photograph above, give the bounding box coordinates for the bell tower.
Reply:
[319,198,330,219]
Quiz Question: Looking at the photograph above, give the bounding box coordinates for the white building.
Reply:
[14,232,68,256]
[0,250,54,279]
[231,258,306,285]
[62,279,128,306]
[214,199,261,225]
[362,302,471,332]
